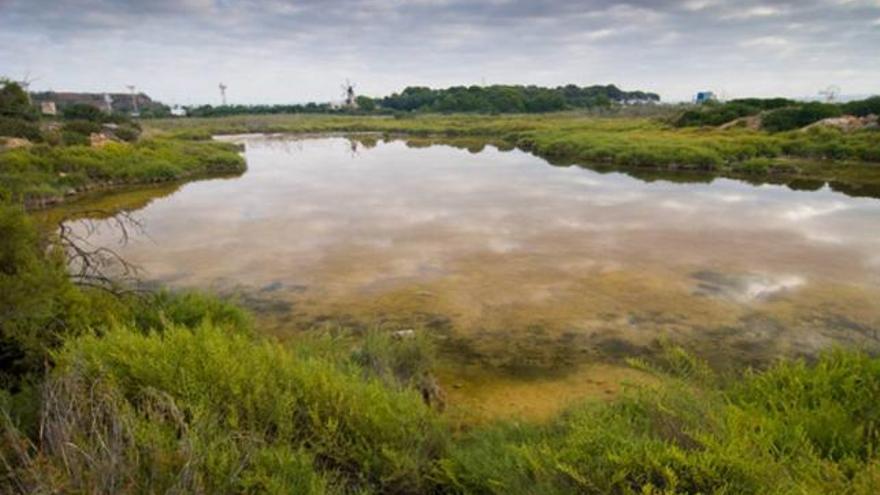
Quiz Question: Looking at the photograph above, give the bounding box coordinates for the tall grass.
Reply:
[3,331,878,494]
[1,324,447,494]
[438,349,880,494]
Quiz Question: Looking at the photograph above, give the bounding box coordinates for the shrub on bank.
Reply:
[2,324,447,494]
[762,102,843,132]
[0,117,42,142]
[438,350,880,494]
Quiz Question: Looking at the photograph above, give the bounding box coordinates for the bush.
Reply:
[438,349,880,494]
[843,96,880,117]
[61,119,101,136]
[0,203,99,389]
[0,117,41,141]
[0,80,36,121]
[113,124,140,142]
[61,130,90,146]
[762,102,843,132]
[1,324,447,493]
[61,103,105,122]
[733,157,773,174]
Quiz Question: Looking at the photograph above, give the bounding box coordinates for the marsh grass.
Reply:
[0,138,245,207]
[145,113,880,189]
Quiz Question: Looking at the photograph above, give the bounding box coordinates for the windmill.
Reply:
[126,85,140,116]
[341,79,356,108]
[819,85,841,103]
[19,72,39,104]
[219,83,228,106]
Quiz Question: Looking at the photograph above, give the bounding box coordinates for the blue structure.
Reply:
[695,91,717,104]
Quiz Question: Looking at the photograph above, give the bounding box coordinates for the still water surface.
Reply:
[56,135,880,418]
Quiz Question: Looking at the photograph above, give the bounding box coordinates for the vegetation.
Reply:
[184,84,660,117]
[2,77,879,492]
[379,84,659,113]
[0,139,245,207]
[439,348,880,494]
[0,79,246,208]
[675,97,879,132]
[145,113,880,193]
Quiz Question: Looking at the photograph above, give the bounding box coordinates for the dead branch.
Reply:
[55,209,149,296]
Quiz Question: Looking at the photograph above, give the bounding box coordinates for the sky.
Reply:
[1,0,879,105]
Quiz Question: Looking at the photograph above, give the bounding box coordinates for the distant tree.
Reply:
[355,96,376,112]
[843,96,880,117]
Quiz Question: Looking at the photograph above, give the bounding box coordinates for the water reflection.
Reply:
[60,136,880,376]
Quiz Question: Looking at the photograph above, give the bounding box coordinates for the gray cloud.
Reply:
[1,0,878,104]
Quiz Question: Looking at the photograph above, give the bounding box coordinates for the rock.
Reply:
[392,329,416,340]
[0,137,33,150]
[803,114,879,132]
[90,132,119,148]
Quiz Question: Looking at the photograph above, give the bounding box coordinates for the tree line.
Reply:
[183,84,660,117]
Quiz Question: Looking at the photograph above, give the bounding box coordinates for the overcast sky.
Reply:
[1,0,878,105]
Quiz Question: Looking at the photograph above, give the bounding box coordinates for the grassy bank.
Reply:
[0,138,245,208]
[146,113,880,192]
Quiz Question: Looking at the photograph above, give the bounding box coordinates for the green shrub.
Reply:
[61,130,90,146]
[733,157,773,174]
[843,96,880,117]
[113,124,140,142]
[0,117,41,141]
[130,289,252,334]
[438,350,880,494]
[762,102,843,132]
[0,203,99,389]
[61,103,105,122]
[0,80,36,121]
[61,119,101,136]
[4,324,447,493]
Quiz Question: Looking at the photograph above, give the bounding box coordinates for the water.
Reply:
[53,135,880,418]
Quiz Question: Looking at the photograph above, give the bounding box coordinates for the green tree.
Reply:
[355,95,376,111]
[0,80,35,121]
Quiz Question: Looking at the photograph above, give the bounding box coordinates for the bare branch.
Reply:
[55,209,149,296]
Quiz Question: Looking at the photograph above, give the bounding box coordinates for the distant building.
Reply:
[40,101,57,116]
[30,91,167,116]
[694,91,717,104]
[170,105,187,117]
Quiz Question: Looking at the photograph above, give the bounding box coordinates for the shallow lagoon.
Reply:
[50,135,880,419]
